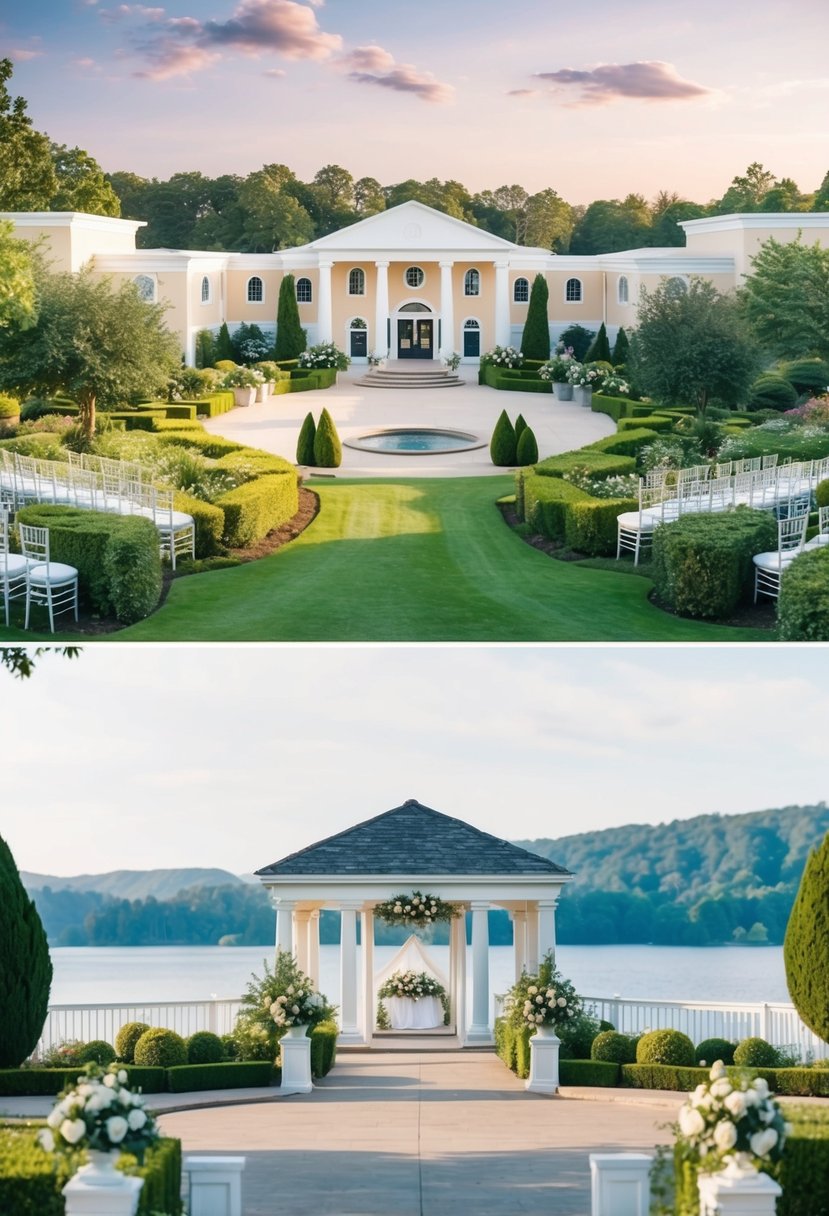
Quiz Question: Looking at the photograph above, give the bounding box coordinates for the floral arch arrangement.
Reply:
[374,891,462,928]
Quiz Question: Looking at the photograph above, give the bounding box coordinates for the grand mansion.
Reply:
[6,201,828,367]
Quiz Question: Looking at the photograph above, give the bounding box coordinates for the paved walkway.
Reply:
[159,1051,679,1215]
[203,368,614,478]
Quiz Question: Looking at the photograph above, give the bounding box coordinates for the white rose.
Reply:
[724,1091,747,1119]
[752,1078,770,1098]
[118,1089,133,1107]
[710,1078,732,1099]
[535,1013,544,1023]
[105,1116,129,1144]
[678,1105,705,1137]
[38,1128,55,1153]
[535,995,544,1005]
[750,1128,777,1157]
[743,1088,760,1107]
[78,1084,94,1097]
[691,1085,707,1106]
[60,1119,87,1146]
[292,1004,300,1014]
[117,1070,128,1084]
[528,986,538,996]
[127,1108,147,1131]
[84,1092,107,1113]
[709,1061,727,1080]
[557,997,567,1007]
[713,1120,738,1152]
[103,1075,117,1088]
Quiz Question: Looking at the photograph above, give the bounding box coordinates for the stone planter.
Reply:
[280,1025,312,1094]
[525,1027,560,1093]
[697,1156,782,1215]
[77,1150,124,1186]
[573,385,593,407]
[553,382,573,400]
[255,382,270,403]
[232,387,256,407]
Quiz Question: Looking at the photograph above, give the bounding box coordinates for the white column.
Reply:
[307,910,320,986]
[526,906,540,973]
[512,910,527,980]
[317,259,334,344]
[467,901,491,1042]
[339,902,362,1044]
[451,912,466,1041]
[293,909,311,973]
[494,260,510,347]
[361,908,375,1042]
[537,897,558,965]
[439,260,455,359]
[374,261,389,358]
[272,897,296,957]
[590,1153,652,1216]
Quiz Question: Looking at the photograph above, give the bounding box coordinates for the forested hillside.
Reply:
[22,868,242,901]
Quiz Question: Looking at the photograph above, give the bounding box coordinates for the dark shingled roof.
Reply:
[256,799,571,877]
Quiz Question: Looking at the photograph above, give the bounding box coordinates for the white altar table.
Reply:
[384,995,444,1029]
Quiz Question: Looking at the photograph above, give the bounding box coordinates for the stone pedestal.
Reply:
[698,1164,782,1215]
[185,1155,246,1216]
[590,1153,651,1216]
[280,1028,313,1094]
[525,1027,560,1093]
[63,1174,143,1216]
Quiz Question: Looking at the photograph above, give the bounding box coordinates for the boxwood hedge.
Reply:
[167,1061,274,1092]
[779,548,829,639]
[216,470,299,548]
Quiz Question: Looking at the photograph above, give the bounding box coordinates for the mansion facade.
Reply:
[6,201,829,367]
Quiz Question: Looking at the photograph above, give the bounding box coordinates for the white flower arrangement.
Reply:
[377,970,446,1002]
[37,1064,159,1161]
[599,371,630,396]
[538,354,573,382]
[566,361,603,388]
[481,345,524,369]
[374,890,461,927]
[675,1061,789,1172]
[269,984,325,1029]
[298,341,350,370]
[504,954,582,1031]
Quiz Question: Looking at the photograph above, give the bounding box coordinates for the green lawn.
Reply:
[4,476,770,642]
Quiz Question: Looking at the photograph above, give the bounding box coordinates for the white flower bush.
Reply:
[481,345,524,369]
[299,342,350,370]
[566,361,604,388]
[599,371,630,396]
[504,953,582,1031]
[37,1064,159,1161]
[675,1060,789,1173]
[377,969,446,1002]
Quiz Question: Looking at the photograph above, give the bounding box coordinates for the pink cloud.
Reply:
[100,4,165,22]
[341,44,453,103]
[532,61,712,106]
[134,41,221,80]
[10,48,44,61]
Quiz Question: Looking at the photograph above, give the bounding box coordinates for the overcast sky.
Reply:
[4,643,827,878]
[4,0,828,202]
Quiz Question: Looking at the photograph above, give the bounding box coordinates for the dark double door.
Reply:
[397,318,434,359]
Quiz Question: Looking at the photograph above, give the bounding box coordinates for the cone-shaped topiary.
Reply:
[585,322,612,364]
[490,409,517,466]
[214,321,235,363]
[195,329,215,369]
[275,274,306,361]
[514,414,527,440]
[520,273,551,360]
[516,425,538,466]
[784,831,829,1043]
[296,411,317,465]
[611,327,630,365]
[313,407,342,468]
[0,833,53,1067]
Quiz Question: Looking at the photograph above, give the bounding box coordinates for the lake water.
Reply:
[49,943,790,1007]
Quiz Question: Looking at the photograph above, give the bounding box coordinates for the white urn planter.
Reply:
[525,1025,560,1094]
[697,1156,782,1215]
[63,1161,143,1216]
[78,1150,124,1186]
[553,382,573,400]
[232,387,256,407]
[279,1025,313,1095]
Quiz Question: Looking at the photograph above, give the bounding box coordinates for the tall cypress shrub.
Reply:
[195,329,215,369]
[313,408,342,468]
[0,834,52,1067]
[612,327,630,366]
[516,425,538,465]
[214,322,235,363]
[490,410,517,466]
[585,322,612,363]
[784,832,829,1042]
[296,412,317,465]
[520,274,551,360]
[275,274,306,361]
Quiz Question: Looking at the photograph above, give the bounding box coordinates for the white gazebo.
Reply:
[255,798,572,1047]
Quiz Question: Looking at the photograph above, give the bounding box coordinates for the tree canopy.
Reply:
[740,236,829,360]
[0,832,52,1067]
[0,221,38,330]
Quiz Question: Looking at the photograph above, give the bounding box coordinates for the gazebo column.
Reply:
[538,897,558,964]
[467,901,492,1043]
[526,905,540,972]
[271,896,296,957]
[308,910,321,986]
[450,911,467,1041]
[293,909,311,973]
[512,909,527,980]
[339,902,363,1044]
[360,908,375,1043]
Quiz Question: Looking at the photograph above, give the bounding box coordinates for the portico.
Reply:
[255,798,572,1048]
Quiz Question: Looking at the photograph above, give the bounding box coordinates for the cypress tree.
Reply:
[275,274,306,361]
[296,411,317,465]
[585,322,612,363]
[516,425,539,466]
[214,322,235,363]
[520,274,551,360]
[514,414,527,441]
[612,327,630,366]
[195,329,215,369]
[0,834,52,1067]
[784,832,829,1042]
[313,407,342,468]
[490,409,517,466]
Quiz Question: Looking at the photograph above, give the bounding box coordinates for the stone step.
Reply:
[354,370,466,389]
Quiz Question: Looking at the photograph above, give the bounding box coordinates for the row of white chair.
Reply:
[753,506,829,601]
[1,508,78,632]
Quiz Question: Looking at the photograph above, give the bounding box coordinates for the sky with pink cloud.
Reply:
[3,0,828,204]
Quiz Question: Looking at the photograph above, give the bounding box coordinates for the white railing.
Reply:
[37,998,243,1057]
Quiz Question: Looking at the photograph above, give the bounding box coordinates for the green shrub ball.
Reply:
[186,1031,225,1065]
[134,1027,188,1068]
[733,1036,778,1068]
[78,1039,117,1067]
[635,1029,695,1067]
[115,1021,151,1064]
[590,1031,637,1064]
[694,1037,736,1066]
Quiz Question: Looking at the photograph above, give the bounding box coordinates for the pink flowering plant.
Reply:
[504,953,582,1031]
[37,1063,159,1162]
[374,891,461,927]
[675,1061,789,1173]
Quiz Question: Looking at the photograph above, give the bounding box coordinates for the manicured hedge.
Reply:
[167,1061,274,1092]
[587,427,660,457]
[778,546,829,640]
[172,491,224,559]
[156,431,245,459]
[494,1018,532,1078]
[480,365,552,394]
[125,1137,183,1215]
[15,505,162,622]
[523,475,591,541]
[619,1063,829,1096]
[591,393,634,422]
[0,1068,82,1095]
[216,471,299,548]
[559,1059,619,1086]
[534,451,636,480]
[617,414,674,433]
[152,418,203,432]
[652,509,778,619]
[193,391,236,417]
[564,495,639,557]
[310,1022,338,1078]
[117,1064,167,1093]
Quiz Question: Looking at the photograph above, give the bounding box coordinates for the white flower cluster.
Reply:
[269,983,324,1028]
[378,969,445,1002]
[566,361,603,387]
[483,345,524,368]
[600,372,631,396]
[299,342,349,369]
[375,891,459,927]
[510,984,572,1028]
[38,1066,157,1157]
[538,354,573,381]
[676,1061,789,1166]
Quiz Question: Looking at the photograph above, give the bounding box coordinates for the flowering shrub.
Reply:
[566,361,604,388]
[234,952,335,1062]
[675,1060,789,1172]
[221,366,262,389]
[37,1063,159,1161]
[504,953,582,1031]
[377,970,446,1001]
[374,891,461,927]
[538,354,573,382]
[299,342,350,370]
[599,371,631,396]
[481,345,524,369]
[562,468,640,500]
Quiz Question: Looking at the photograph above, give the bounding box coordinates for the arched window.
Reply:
[513,277,529,304]
[464,268,480,296]
[618,275,629,305]
[405,266,424,288]
[247,276,263,303]
[348,268,365,295]
[565,278,582,303]
[666,276,688,296]
[133,274,155,303]
[200,275,211,304]
[296,277,312,303]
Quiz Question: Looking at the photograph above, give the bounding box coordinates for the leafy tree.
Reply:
[814,170,829,212]
[296,412,317,464]
[784,832,829,1042]
[714,162,776,213]
[214,322,235,363]
[0,646,80,677]
[50,144,121,216]
[354,176,386,216]
[237,164,314,252]
[523,189,574,251]
[275,274,306,361]
[135,171,214,248]
[0,831,53,1066]
[384,177,474,221]
[585,322,611,363]
[630,277,758,414]
[194,328,215,369]
[520,273,550,359]
[0,58,56,209]
[0,221,38,330]
[490,409,517,466]
[307,163,356,234]
[106,170,152,220]
[559,324,595,361]
[570,195,651,254]
[611,327,630,365]
[759,177,809,213]
[313,408,342,467]
[471,184,529,242]
[740,236,829,360]
[0,268,180,440]
[650,196,709,246]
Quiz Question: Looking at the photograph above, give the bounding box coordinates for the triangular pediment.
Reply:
[304,201,521,254]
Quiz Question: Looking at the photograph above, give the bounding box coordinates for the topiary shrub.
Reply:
[296,411,316,465]
[0,834,52,1068]
[275,274,306,361]
[612,327,630,365]
[636,1029,695,1067]
[748,374,798,411]
[214,323,236,363]
[780,358,829,395]
[490,410,517,466]
[733,1037,779,1068]
[695,1037,736,1066]
[516,425,538,466]
[313,407,342,468]
[115,1022,151,1064]
[514,413,527,440]
[585,322,612,364]
[220,1033,239,1060]
[185,1031,225,1065]
[784,830,829,1043]
[520,274,551,361]
[77,1039,116,1066]
[134,1027,187,1069]
[591,1031,637,1064]
[778,547,829,641]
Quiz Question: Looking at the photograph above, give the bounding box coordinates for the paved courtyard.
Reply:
[203,367,615,478]
[160,1050,678,1215]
